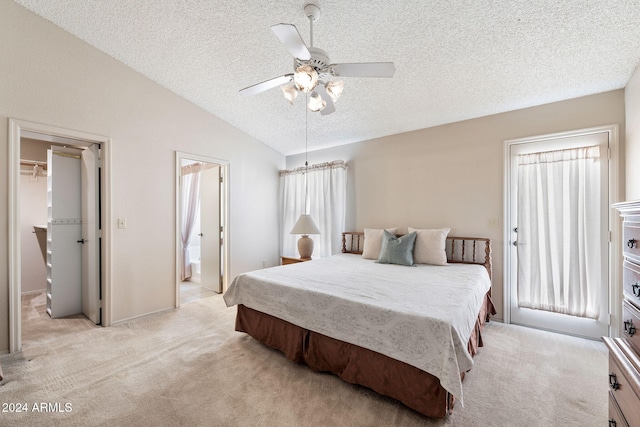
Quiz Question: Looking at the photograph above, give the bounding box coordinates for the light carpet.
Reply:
[0,293,607,426]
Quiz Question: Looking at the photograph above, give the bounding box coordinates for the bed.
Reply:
[224,231,495,418]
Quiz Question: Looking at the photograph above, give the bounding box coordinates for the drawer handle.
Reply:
[609,373,620,390]
[633,282,640,298]
[628,238,637,249]
[624,319,636,336]
[609,420,616,427]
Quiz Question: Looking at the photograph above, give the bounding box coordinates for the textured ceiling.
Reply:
[13,0,640,155]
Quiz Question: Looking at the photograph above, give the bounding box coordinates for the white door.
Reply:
[81,144,101,324]
[508,130,610,339]
[199,165,221,293]
[48,147,83,318]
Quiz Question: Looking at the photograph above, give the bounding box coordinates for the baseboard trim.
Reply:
[111,307,175,326]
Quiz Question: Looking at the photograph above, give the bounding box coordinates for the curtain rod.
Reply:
[181,162,219,176]
[280,160,346,176]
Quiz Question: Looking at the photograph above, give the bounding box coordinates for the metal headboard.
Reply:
[341,231,492,279]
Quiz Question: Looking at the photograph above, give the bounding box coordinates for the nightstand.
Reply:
[281,256,311,265]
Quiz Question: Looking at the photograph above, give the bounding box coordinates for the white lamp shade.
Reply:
[290,214,320,235]
[307,91,326,112]
[325,80,344,102]
[294,64,318,92]
[281,84,298,104]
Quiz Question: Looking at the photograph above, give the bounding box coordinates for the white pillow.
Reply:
[408,227,450,265]
[362,228,398,259]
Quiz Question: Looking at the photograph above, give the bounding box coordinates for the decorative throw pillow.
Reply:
[408,227,450,265]
[377,230,417,266]
[362,228,398,259]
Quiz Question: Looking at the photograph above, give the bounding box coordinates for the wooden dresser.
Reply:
[605,201,640,427]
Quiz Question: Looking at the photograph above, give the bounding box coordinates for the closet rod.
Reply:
[20,159,47,169]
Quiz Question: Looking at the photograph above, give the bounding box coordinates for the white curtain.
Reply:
[180,164,202,280]
[280,160,347,258]
[517,146,601,319]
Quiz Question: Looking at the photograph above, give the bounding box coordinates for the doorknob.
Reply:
[77,239,85,244]
[198,233,203,237]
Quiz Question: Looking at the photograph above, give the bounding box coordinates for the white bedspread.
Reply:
[223,254,491,405]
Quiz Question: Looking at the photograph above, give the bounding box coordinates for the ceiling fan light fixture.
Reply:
[325,80,344,102]
[281,84,298,104]
[308,91,326,112]
[238,4,395,117]
[294,64,318,92]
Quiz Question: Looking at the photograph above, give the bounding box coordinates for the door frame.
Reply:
[8,118,113,353]
[502,124,621,338]
[175,151,230,307]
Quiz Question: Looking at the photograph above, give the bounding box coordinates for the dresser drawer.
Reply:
[624,260,640,309]
[609,391,630,427]
[624,222,640,264]
[623,300,640,356]
[604,338,640,427]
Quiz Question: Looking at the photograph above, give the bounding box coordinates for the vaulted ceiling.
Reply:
[14,0,640,155]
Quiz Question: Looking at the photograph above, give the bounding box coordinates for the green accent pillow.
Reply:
[377,230,417,266]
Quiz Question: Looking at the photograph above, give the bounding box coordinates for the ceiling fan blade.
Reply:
[271,23,311,60]
[239,74,293,96]
[331,62,396,78]
[315,85,336,115]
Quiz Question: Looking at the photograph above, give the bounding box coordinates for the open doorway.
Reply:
[175,152,229,306]
[21,140,98,309]
[8,119,112,353]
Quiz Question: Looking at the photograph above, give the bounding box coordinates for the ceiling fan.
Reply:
[239,3,396,115]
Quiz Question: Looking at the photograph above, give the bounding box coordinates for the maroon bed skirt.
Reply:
[234,293,496,418]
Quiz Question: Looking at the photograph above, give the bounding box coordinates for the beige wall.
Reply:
[0,1,285,352]
[626,64,640,200]
[287,91,626,320]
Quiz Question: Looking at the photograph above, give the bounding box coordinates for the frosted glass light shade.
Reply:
[307,92,326,112]
[290,214,320,235]
[293,65,318,92]
[281,84,298,104]
[325,80,344,102]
